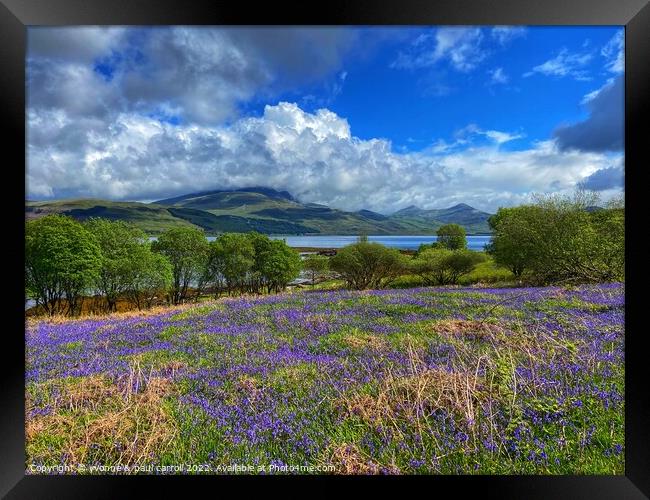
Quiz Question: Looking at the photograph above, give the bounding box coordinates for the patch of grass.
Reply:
[60,340,84,353]
[309,279,346,291]
[269,363,320,395]
[124,350,191,373]
[26,374,178,470]
[169,305,221,321]
[458,259,515,285]
[158,325,188,341]
[315,327,388,354]
[389,274,425,289]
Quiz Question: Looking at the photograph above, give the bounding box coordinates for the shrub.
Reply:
[410,248,486,285]
[457,258,515,285]
[488,191,624,284]
[330,242,406,290]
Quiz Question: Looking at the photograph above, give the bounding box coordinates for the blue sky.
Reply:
[257,26,621,151]
[26,26,624,213]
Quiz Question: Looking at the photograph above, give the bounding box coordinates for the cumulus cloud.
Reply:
[525,48,593,80]
[578,165,624,191]
[27,27,358,126]
[27,102,621,213]
[28,26,127,63]
[553,76,623,152]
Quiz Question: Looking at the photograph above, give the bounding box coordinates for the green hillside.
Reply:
[26,188,493,235]
[25,199,197,234]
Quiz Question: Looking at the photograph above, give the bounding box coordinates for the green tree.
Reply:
[486,207,540,278]
[410,247,485,285]
[26,215,102,316]
[302,254,329,287]
[436,223,467,250]
[256,239,302,293]
[247,232,274,294]
[588,207,624,282]
[151,227,209,304]
[84,218,148,312]
[330,241,406,290]
[124,250,173,310]
[208,233,255,295]
[488,190,624,284]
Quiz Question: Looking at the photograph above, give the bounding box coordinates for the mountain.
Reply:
[393,205,422,217]
[26,187,493,235]
[391,203,493,234]
[355,209,388,221]
[154,186,296,208]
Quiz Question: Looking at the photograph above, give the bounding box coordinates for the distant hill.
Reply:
[26,187,493,235]
[25,199,196,234]
[355,209,388,221]
[154,186,296,208]
[391,202,493,234]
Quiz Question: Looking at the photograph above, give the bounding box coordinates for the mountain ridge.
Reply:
[26,187,493,235]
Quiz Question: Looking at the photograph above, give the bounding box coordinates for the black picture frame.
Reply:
[2,0,648,497]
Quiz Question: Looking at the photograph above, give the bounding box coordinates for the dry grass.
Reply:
[343,333,388,351]
[327,443,399,475]
[233,374,263,403]
[25,299,219,326]
[334,339,494,453]
[337,366,488,430]
[26,366,178,468]
[430,319,504,341]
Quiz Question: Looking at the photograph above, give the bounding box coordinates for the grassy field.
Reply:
[25,283,624,475]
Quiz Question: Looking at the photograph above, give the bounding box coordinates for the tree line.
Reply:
[25,215,302,316]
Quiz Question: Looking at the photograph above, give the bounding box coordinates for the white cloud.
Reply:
[452,124,523,146]
[28,26,127,64]
[391,27,486,72]
[483,130,523,144]
[491,26,527,45]
[601,31,624,73]
[488,67,509,84]
[27,102,621,213]
[27,26,358,126]
[526,48,593,80]
[580,77,614,104]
